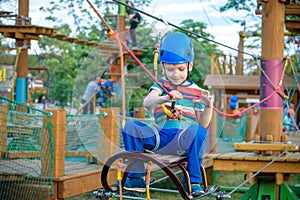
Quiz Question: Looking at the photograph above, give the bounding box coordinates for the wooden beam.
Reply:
[104,72,140,77]
[0,25,57,36]
[285,19,300,34]
[285,8,300,15]
[51,168,116,199]
[204,75,260,89]
[28,66,49,70]
[204,74,294,89]
[285,4,300,16]
[214,160,300,173]
[233,143,297,152]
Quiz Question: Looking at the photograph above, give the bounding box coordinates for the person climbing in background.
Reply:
[283,101,294,118]
[126,0,141,48]
[121,32,213,196]
[80,75,101,114]
[283,108,296,132]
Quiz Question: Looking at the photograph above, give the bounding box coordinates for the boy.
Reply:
[122,32,213,196]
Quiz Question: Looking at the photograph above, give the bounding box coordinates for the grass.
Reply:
[67,171,300,200]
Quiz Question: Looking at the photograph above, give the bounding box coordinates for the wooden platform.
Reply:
[0,159,116,199]
[205,152,300,173]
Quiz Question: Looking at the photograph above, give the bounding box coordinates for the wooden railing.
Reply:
[211,52,260,76]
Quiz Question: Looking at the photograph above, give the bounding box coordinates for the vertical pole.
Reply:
[100,107,120,158]
[0,106,8,157]
[236,32,245,75]
[44,109,66,177]
[15,0,30,103]
[118,0,126,36]
[260,1,284,148]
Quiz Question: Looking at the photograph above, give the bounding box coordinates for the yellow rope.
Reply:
[153,50,159,79]
[117,158,123,200]
[161,104,173,118]
[146,161,153,200]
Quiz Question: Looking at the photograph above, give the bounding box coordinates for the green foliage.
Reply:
[178,19,218,88]
[219,0,253,12]
[3,1,219,110]
[37,24,102,107]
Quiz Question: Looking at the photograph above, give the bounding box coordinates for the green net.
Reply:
[216,113,248,153]
[0,96,53,200]
[64,113,107,174]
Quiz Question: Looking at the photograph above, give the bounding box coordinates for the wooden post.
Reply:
[236,31,245,75]
[117,0,126,39]
[99,107,120,159]
[0,106,8,157]
[15,0,30,102]
[44,109,66,177]
[245,109,253,142]
[210,111,217,153]
[260,1,284,150]
[133,107,145,119]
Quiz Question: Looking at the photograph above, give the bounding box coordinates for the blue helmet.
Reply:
[159,32,194,64]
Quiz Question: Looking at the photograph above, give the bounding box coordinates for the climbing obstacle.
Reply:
[97,150,225,200]
[0,97,122,199]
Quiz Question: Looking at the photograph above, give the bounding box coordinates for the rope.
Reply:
[213,90,277,118]
[117,158,123,200]
[146,161,153,200]
[86,0,127,125]
[214,57,289,118]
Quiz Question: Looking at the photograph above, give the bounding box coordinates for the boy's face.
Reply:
[162,62,193,85]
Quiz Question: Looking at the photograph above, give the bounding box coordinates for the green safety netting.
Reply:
[0,96,54,200]
[216,113,249,153]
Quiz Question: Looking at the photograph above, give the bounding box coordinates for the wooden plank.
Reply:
[4,151,40,159]
[65,151,95,157]
[233,143,297,151]
[275,152,292,162]
[214,160,300,173]
[150,153,187,164]
[243,153,259,161]
[204,153,221,160]
[204,75,260,89]
[285,19,300,34]
[0,106,8,156]
[55,168,116,199]
[285,152,300,162]
[231,152,249,160]
[0,172,27,181]
[204,75,294,89]
[104,72,140,77]
[257,155,275,161]
[202,159,214,168]
[216,152,245,160]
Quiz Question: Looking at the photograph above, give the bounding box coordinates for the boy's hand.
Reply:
[168,90,183,101]
[193,89,213,108]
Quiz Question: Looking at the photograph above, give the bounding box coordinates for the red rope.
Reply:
[86,0,173,98]
[213,90,277,117]
[108,31,173,98]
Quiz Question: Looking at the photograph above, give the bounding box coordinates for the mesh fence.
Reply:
[216,113,248,153]
[64,114,107,174]
[0,96,53,200]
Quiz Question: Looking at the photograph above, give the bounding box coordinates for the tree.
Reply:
[37,24,103,108]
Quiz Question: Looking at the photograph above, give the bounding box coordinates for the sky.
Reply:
[1,0,260,57]
[143,0,250,55]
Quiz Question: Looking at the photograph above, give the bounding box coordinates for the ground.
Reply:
[67,171,300,200]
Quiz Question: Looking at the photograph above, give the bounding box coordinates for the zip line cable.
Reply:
[112,0,256,58]
[86,0,174,99]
